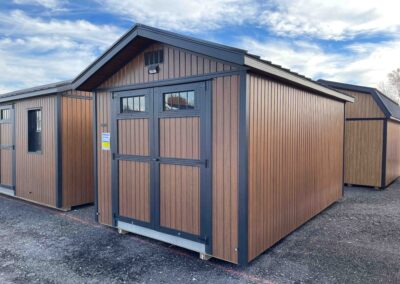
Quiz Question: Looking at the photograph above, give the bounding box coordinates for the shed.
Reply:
[73,24,354,264]
[0,81,94,210]
[319,80,400,188]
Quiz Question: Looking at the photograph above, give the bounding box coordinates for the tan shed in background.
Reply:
[0,82,94,210]
[319,80,400,188]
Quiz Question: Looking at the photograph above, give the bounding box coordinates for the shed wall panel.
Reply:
[247,74,344,261]
[61,91,94,208]
[0,123,13,186]
[344,121,383,187]
[338,89,384,118]
[96,91,113,225]
[385,120,400,186]
[100,43,236,89]
[15,96,57,207]
[212,75,239,263]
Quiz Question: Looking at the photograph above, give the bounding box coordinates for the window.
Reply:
[163,91,195,111]
[144,50,163,66]
[121,96,145,113]
[28,109,42,152]
[0,109,10,120]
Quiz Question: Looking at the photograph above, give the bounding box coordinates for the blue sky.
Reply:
[0,0,399,94]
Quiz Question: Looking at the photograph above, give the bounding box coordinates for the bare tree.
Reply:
[388,68,400,97]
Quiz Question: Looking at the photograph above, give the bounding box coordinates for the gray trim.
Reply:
[55,94,63,208]
[96,70,243,93]
[245,58,354,103]
[238,71,249,265]
[93,91,99,222]
[381,119,388,188]
[346,117,386,121]
[342,104,346,196]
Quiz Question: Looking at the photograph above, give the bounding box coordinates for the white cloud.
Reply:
[0,10,123,93]
[13,0,66,10]
[260,0,400,40]
[240,37,400,88]
[97,0,258,32]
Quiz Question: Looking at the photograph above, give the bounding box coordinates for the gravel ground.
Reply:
[1,182,400,284]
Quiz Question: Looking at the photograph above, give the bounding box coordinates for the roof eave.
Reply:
[245,56,354,103]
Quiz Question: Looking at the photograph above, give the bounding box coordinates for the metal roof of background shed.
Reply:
[318,79,400,121]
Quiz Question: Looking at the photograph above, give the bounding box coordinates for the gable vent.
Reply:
[144,50,164,66]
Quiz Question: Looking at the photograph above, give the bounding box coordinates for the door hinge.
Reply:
[112,153,116,160]
[204,159,208,168]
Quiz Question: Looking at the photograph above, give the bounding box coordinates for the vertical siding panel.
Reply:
[247,74,344,261]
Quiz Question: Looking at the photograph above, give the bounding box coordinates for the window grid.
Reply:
[163,90,195,111]
[121,96,146,113]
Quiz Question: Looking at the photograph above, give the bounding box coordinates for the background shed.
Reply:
[319,80,400,188]
[0,82,94,210]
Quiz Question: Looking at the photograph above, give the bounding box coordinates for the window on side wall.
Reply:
[28,109,42,153]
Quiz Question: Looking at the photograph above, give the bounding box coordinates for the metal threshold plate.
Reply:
[0,187,15,197]
[117,221,206,253]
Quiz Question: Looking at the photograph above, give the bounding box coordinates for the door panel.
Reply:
[160,164,200,235]
[112,82,211,250]
[0,106,14,189]
[119,160,150,222]
[159,117,200,159]
[118,119,149,156]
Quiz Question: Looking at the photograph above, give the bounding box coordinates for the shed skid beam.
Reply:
[118,228,128,235]
[199,253,212,261]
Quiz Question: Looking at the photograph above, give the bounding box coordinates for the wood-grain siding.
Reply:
[0,123,13,186]
[160,117,199,159]
[337,89,384,119]
[345,121,383,187]
[15,96,57,206]
[247,74,344,261]
[212,76,239,263]
[118,119,149,156]
[61,94,94,208]
[160,164,200,235]
[119,160,150,222]
[100,43,235,89]
[96,91,113,225]
[385,120,400,186]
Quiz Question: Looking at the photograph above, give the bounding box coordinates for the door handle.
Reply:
[153,158,160,162]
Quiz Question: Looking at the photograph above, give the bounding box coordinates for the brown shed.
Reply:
[0,81,94,210]
[319,80,400,189]
[73,24,354,264]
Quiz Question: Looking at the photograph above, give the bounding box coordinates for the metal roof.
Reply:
[318,79,400,121]
[0,80,72,103]
[72,23,354,103]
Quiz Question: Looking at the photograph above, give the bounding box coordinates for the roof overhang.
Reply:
[245,56,354,103]
[0,81,72,103]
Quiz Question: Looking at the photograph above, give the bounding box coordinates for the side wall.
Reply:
[385,120,400,186]
[61,90,94,208]
[247,74,344,261]
[345,121,383,187]
[15,96,57,207]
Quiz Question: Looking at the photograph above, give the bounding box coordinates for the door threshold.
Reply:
[117,221,206,253]
[0,187,15,197]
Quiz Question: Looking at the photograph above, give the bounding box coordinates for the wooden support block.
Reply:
[199,253,212,261]
[118,228,128,235]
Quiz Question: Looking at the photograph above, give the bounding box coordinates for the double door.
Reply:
[112,82,211,250]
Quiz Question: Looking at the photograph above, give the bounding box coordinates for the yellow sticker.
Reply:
[101,132,110,150]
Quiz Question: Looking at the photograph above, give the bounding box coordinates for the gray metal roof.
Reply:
[72,23,354,103]
[318,79,400,121]
[0,80,72,103]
